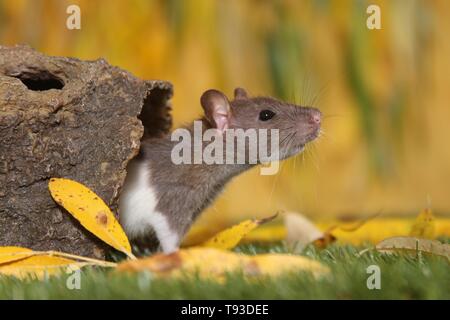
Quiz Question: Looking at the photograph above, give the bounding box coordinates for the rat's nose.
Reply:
[309,109,321,125]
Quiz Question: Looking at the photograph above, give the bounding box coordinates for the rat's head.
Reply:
[200,88,321,161]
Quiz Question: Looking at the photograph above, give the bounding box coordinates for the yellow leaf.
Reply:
[242,224,287,243]
[117,248,243,278]
[317,212,381,248]
[181,224,223,247]
[48,178,135,259]
[0,247,116,279]
[187,217,450,247]
[201,213,278,249]
[371,236,449,260]
[331,211,382,233]
[0,255,83,280]
[409,208,435,239]
[244,218,450,245]
[117,247,329,280]
[0,246,36,265]
[246,254,329,278]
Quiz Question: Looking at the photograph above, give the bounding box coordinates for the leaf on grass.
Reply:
[245,254,329,278]
[315,212,381,248]
[0,247,117,279]
[285,212,326,251]
[0,246,36,265]
[409,208,435,239]
[117,248,243,278]
[0,255,84,280]
[117,247,329,280]
[201,213,278,250]
[374,236,449,260]
[48,178,134,259]
[311,233,337,249]
[181,225,223,247]
[330,211,382,233]
[242,224,287,243]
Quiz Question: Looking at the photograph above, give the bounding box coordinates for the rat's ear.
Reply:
[200,89,231,133]
[234,87,248,100]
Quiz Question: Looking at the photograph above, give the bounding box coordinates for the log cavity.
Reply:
[9,70,65,91]
[138,86,172,139]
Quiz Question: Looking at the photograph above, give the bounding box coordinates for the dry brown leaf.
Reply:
[285,212,325,251]
[373,236,449,259]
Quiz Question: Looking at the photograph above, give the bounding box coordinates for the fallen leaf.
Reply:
[201,213,278,250]
[38,250,117,268]
[0,246,117,279]
[118,248,243,278]
[0,255,84,280]
[315,212,381,247]
[242,224,286,243]
[373,236,449,260]
[0,246,36,265]
[117,247,329,280]
[245,254,329,278]
[48,178,135,259]
[181,224,224,247]
[410,208,435,239]
[331,211,382,233]
[186,216,450,246]
[318,219,408,245]
[312,233,337,249]
[285,212,326,251]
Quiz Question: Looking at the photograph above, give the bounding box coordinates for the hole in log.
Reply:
[10,71,65,91]
[138,87,172,138]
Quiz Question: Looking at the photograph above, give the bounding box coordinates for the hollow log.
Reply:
[0,45,172,258]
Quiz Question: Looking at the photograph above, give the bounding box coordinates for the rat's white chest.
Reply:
[118,159,179,253]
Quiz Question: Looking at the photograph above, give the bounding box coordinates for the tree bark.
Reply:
[0,45,172,258]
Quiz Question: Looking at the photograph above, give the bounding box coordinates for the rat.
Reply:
[119,87,321,253]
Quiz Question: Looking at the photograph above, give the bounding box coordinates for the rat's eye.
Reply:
[259,110,275,121]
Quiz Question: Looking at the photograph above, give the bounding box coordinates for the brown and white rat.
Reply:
[119,87,321,253]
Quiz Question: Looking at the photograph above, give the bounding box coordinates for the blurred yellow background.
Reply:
[1,0,449,225]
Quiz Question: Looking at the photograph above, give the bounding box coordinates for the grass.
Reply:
[0,242,448,300]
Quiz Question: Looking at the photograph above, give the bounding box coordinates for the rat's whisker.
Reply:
[267,131,295,206]
[308,143,321,174]
[279,134,291,146]
[281,125,294,131]
[310,81,330,107]
[300,139,309,162]
[267,147,289,207]
[318,129,337,144]
[322,113,344,119]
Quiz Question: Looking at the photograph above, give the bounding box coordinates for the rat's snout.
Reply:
[308,108,322,126]
[294,107,322,144]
